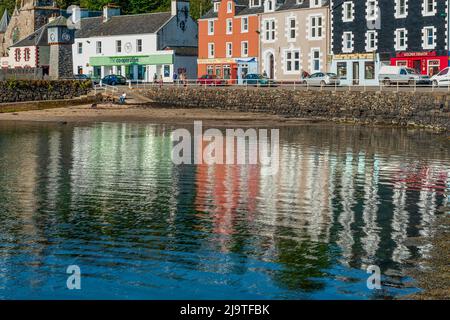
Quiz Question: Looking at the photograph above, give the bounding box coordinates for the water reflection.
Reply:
[0,122,448,299]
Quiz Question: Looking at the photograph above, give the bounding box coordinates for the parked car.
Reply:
[430,67,450,87]
[243,74,277,86]
[196,74,226,86]
[101,74,127,86]
[378,66,431,86]
[73,74,90,80]
[302,72,340,86]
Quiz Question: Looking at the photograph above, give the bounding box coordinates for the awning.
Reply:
[90,54,173,66]
[236,57,257,63]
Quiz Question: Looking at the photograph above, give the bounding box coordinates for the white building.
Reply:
[73,1,198,82]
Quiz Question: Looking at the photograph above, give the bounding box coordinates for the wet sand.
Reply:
[0,103,296,126]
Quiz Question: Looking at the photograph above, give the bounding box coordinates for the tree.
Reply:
[0,0,16,19]
[190,0,212,20]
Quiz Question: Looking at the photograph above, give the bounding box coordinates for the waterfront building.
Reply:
[198,0,261,83]
[330,0,449,85]
[73,1,198,82]
[0,9,10,66]
[259,0,330,80]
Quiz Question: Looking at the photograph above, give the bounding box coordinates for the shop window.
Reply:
[207,65,214,75]
[428,60,440,77]
[223,65,231,79]
[215,66,221,77]
[77,66,83,74]
[364,62,375,79]
[337,62,347,79]
[396,60,407,67]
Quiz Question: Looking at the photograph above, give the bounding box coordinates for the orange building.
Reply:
[197,0,261,84]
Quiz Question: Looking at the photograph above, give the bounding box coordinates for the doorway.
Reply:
[268,54,274,79]
[352,61,359,85]
[413,60,421,74]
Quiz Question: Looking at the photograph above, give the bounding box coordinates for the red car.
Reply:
[196,75,226,86]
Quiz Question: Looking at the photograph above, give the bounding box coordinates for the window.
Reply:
[395,0,408,18]
[309,15,323,39]
[226,18,233,34]
[223,65,231,79]
[337,62,347,79]
[77,66,83,74]
[395,28,407,51]
[310,0,321,7]
[227,1,232,13]
[422,26,436,49]
[342,1,354,22]
[365,30,377,51]
[241,17,248,33]
[207,65,214,75]
[226,42,232,57]
[136,39,142,52]
[342,31,353,52]
[96,41,102,54]
[241,41,248,57]
[208,20,215,35]
[266,0,275,12]
[422,0,436,16]
[214,2,220,12]
[285,50,300,72]
[264,19,276,41]
[215,65,221,77]
[311,49,321,72]
[365,62,375,79]
[116,40,122,53]
[288,18,296,40]
[250,0,260,7]
[24,48,30,61]
[366,0,378,21]
[208,43,215,58]
[77,42,83,54]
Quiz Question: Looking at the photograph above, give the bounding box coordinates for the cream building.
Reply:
[259,0,330,80]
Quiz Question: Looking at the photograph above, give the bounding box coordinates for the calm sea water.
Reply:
[0,121,448,300]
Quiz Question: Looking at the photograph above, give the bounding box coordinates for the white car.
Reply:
[378,65,431,86]
[431,67,450,87]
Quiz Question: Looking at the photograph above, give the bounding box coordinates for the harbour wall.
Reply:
[0,80,92,104]
[140,87,450,131]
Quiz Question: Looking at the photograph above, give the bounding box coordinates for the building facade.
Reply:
[198,0,261,83]
[331,0,449,85]
[259,0,330,80]
[73,1,198,82]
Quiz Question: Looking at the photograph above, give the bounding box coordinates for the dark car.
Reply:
[101,74,127,86]
[197,74,226,86]
[73,74,90,80]
[243,74,277,87]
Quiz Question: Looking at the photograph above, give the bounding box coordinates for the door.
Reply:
[413,60,421,74]
[269,54,274,79]
[352,62,359,85]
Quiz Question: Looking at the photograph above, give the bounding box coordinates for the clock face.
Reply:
[125,42,132,53]
[62,32,71,42]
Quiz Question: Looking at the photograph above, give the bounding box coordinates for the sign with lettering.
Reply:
[90,54,173,66]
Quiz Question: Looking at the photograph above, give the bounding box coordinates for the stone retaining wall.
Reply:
[140,87,450,131]
[0,80,92,103]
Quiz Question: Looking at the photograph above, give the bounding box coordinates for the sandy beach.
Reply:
[0,103,296,126]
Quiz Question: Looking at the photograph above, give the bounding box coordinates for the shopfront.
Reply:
[89,54,174,82]
[236,58,258,85]
[198,58,238,83]
[391,51,447,77]
[331,53,379,86]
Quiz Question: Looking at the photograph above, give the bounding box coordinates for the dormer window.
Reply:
[296,0,304,4]
[310,0,322,7]
[250,0,260,7]
[214,2,220,12]
[265,0,275,12]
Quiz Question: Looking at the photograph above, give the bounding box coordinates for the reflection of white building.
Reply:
[73,1,198,82]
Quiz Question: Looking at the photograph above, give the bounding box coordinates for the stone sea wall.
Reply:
[0,80,92,103]
[141,87,450,131]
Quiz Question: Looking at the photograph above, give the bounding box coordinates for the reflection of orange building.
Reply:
[194,137,260,241]
[197,0,260,84]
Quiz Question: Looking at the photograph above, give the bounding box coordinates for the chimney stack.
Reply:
[103,4,120,23]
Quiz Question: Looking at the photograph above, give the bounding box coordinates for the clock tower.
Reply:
[47,16,75,79]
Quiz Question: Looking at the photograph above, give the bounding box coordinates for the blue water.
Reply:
[0,122,448,299]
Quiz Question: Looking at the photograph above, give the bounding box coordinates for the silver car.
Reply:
[302,72,341,86]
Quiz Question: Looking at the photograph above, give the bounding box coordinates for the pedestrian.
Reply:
[159,74,163,88]
[119,92,126,104]
[153,73,158,84]
[263,70,268,78]
[183,72,188,87]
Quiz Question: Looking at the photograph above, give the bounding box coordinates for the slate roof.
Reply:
[200,0,329,19]
[10,24,48,47]
[75,12,173,38]
[0,9,9,33]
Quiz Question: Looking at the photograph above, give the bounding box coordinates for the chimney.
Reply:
[171,0,177,16]
[103,4,120,22]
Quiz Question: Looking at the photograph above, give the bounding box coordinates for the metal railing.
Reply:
[93,83,119,95]
[111,78,450,93]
